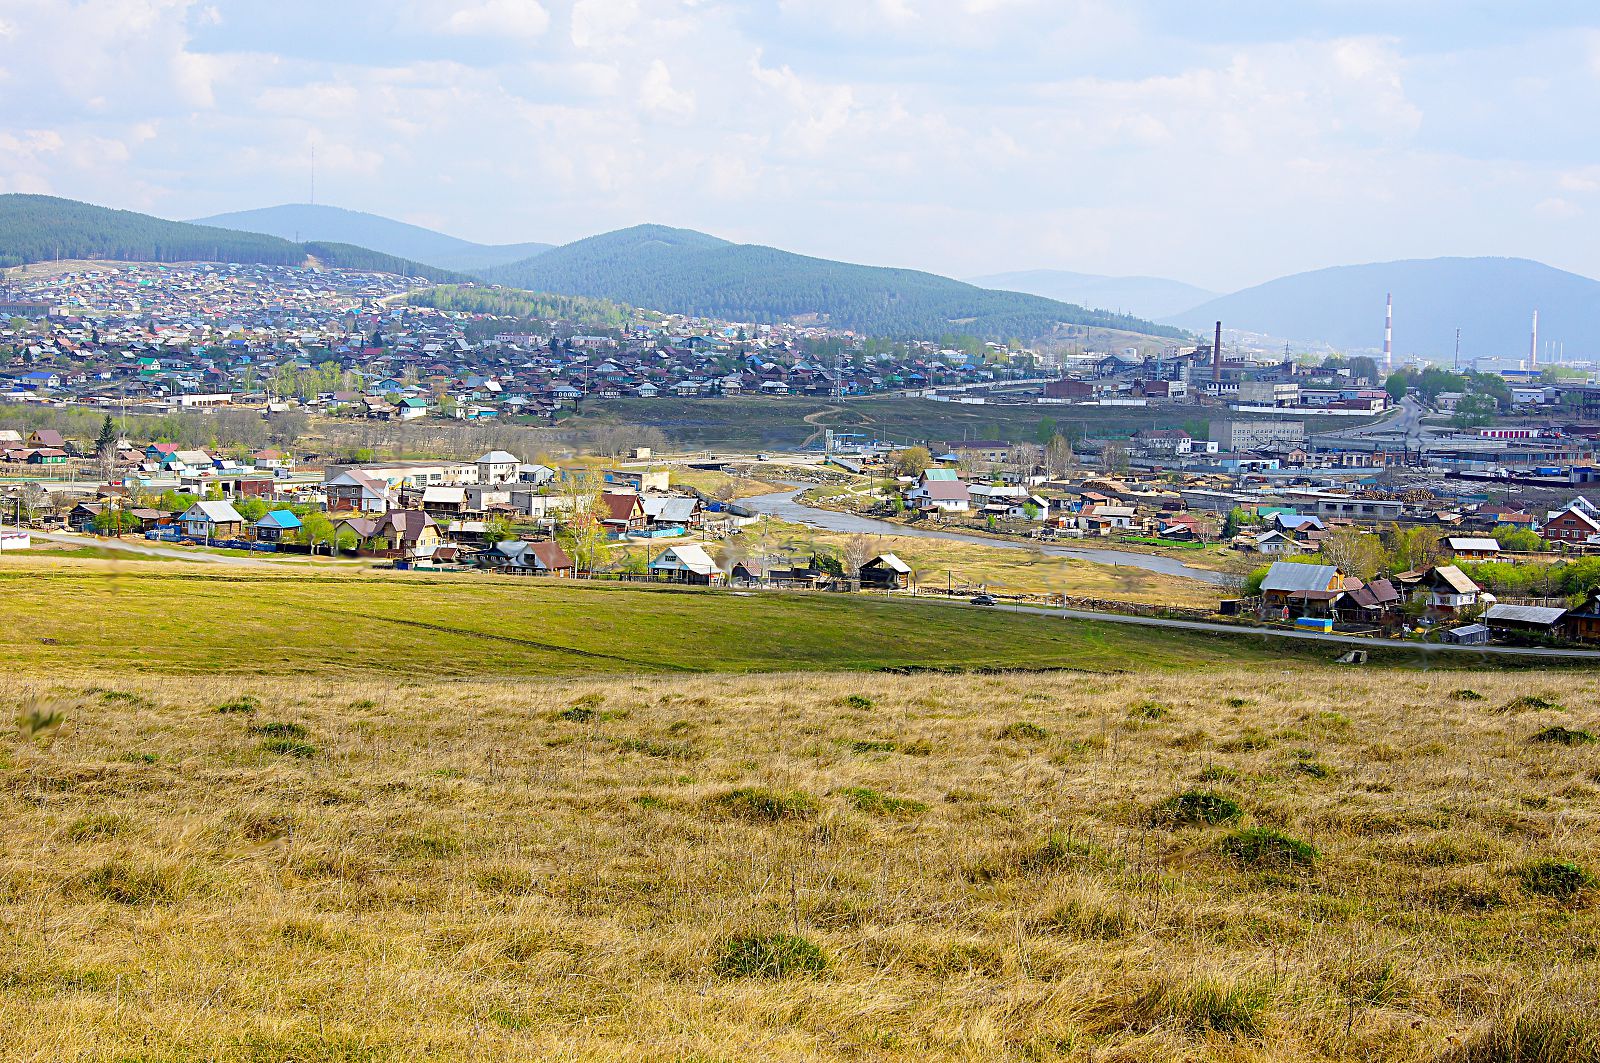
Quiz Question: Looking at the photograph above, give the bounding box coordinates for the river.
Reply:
[740,487,1232,586]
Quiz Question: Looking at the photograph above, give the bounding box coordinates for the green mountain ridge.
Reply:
[0,195,463,281]
[191,203,552,272]
[480,224,1186,341]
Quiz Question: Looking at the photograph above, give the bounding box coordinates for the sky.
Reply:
[2,1,1600,292]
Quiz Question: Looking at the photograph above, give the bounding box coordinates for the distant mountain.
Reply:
[0,194,463,281]
[1168,257,1600,360]
[967,269,1216,320]
[481,224,1185,341]
[192,204,551,272]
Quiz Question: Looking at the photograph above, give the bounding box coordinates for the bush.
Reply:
[1152,789,1242,827]
[1129,701,1168,720]
[838,786,927,817]
[707,787,819,822]
[1531,726,1598,746]
[844,694,875,710]
[1517,859,1596,901]
[996,721,1049,740]
[215,696,259,714]
[1219,827,1317,869]
[1452,689,1485,702]
[849,739,897,753]
[713,933,827,978]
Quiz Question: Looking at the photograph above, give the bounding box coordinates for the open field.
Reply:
[3,664,1599,1060]
[0,559,1367,677]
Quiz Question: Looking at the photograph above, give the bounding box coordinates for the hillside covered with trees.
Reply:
[0,195,462,281]
[406,284,631,329]
[480,225,1186,342]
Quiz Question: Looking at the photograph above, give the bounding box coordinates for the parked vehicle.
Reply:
[970,594,996,606]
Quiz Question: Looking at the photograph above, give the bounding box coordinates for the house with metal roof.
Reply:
[254,509,302,543]
[648,543,724,585]
[1259,561,1346,616]
[1483,603,1568,639]
[180,500,244,540]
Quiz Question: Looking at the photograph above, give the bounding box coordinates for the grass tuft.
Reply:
[838,786,928,818]
[250,721,307,740]
[261,738,317,758]
[1219,827,1317,869]
[1151,789,1242,827]
[78,859,199,906]
[713,933,827,978]
[843,694,875,710]
[996,721,1050,740]
[706,787,819,822]
[1498,694,1565,714]
[1531,726,1598,746]
[215,695,260,714]
[1124,977,1268,1038]
[1517,859,1596,901]
[1129,700,1168,720]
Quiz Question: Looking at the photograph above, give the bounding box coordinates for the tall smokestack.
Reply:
[1384,293,1393,370]
[1530,310,1539,369]
[1213,321,1222,384]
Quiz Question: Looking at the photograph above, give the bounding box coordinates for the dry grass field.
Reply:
[3,664,1599,1061]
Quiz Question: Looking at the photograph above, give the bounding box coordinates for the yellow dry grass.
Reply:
[3,666,1598,1060]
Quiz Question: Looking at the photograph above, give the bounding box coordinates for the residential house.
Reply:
[641,495,699,531]
[859,553,912,589]
[479,539,575,576]
[325,470,396,513]
[599,492,647,534]
[475,450,520,484]
[1444,536,1502,561]
[1338,578,1402,626]
[362,510,440,557]
[180,500,245,540]
[1259,561,1346,616]
[420,486,471,518]
[1483,603,1567,641]
[1421,565,1482,616]
[254,509,302,543]
[1541,501,1600,545]
[1565,591,1600,643]
[908,477,971,513]
[648,543,724,585]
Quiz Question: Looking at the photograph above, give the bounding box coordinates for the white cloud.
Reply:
[638,59,694,118]
[437,0,549,38]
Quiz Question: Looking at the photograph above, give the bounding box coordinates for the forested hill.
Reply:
[193,204,552,272]
[0,195,463,281]
[480,224,1185,341]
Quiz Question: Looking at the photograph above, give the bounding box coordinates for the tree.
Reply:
[1389,525,1443,572]
[1319,527,1386,581]
[1043,433,1074,477]
[1242,565,1272,596]
[94,414,116,456]
[557,476,606,574]
[1222,507,1250,538]
[1384,370,1410,402]
[892,446,932,478]
[1100,442,1129,476]
[483,517,515,546]
[301,512,336,554]
[1450,393,1497,430]
[1034,416,1058,445]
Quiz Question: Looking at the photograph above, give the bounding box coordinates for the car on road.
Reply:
[970,594,996,606]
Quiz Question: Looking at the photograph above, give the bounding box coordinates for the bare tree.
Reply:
[843,533,873,592]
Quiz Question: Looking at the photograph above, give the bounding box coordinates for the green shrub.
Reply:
[844,694,875,710]
[1517,859,1596,901]
[713,933,827,978]
[1531,726,1598,746]
[1452,689,1485,702]
[215,696,259,714]
[1219,827,1317,869]
[997,721,1049,740]
[615,737,700,760]
[1292,751,1334,779]
[707,787,818,822]
[558,705,596,722]
[838,786,927,817]
[1151,790,1242,827]
[850,739,897,753]
[261,738,316,759]
[1199,764,1241,783]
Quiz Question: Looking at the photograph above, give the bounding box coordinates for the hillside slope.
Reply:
[481,224,1185,341]
[1168,256,1600,359]
[968,268,1216,320]
[193,203,551,272]
[0,195,461,281]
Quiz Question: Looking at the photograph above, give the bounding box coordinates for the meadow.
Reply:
[2,665,1598,1060]
[0,560,1339,676]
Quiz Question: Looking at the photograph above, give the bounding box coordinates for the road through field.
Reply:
[742,487,1233,586]
[23,529,277,566]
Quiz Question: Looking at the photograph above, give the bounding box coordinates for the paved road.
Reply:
[22,529,276,566]
[952,597,1600,661]
[742,487,1234,586]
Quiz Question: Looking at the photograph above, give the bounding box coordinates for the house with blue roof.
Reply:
[254,510,302,543]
